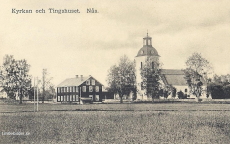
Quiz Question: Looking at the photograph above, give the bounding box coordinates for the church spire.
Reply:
[143,31,152,46]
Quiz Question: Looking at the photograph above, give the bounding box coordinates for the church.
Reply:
[134,33,208,100]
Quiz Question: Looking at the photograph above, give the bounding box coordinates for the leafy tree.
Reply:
[169,86,177,98]
[184,53,212,100]
[207,82,224,99]
[140,57,161,102]
[1,55,32,104]
[177,91,184,99]
[208,75,230,99]
[223,84,230,99]
[107,55,136,103]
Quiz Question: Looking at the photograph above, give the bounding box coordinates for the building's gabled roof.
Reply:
[57,75,103,87]
[159,69,187,86]
[161,69,184,75]
[161,69,207,86]
[162,74,188,86]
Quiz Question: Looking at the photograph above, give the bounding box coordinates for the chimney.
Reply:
[81,75,83,81]
[76,75,78,78]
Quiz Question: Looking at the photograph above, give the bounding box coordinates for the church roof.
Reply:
[136,45,159,57]
[161,69,187,86]
[161,69,207,86]
[161,69,184,75]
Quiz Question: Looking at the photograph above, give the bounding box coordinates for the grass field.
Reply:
[0,102,230,143]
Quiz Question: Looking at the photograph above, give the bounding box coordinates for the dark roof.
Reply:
[161,69,207,86]
[136,45,159,57]
[162,74,188,86]
[161,69,184,75]
[57,76,103,87]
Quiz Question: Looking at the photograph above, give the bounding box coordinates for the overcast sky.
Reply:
[1,0,230,86]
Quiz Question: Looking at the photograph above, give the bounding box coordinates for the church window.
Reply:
[141,82,144,90]
[152,62,154,69]
[141,62,143,69]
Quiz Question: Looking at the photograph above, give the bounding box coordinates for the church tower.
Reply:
[135,33,160,100]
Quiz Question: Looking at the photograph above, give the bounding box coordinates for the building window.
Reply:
[76,95,79,101]
[185,89,187,93]
[70,95,72,101]
[89,95,93,101]
[76,86,78,92]
[67,87,69,92]
[73,86,75,92]
[141,82,144,90]
[95,95,99,101]
[89,86,93,92]
[95,86,99,92]
[91,80,95,85]
[67,95,69,101]
[86,80,90,85]
[65,87,67,92]
[69,87,72,92]
[57,96,60,102]
[72,95,76,101]
[61,96,63,101]
[82,86,86,92]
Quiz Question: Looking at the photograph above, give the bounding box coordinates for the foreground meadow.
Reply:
[0,103,230,143]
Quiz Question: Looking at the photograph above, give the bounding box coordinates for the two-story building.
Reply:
[56,75,104,103]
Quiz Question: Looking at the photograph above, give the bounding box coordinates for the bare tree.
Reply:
[39,69,55,103]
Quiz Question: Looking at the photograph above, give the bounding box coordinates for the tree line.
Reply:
[0,55,55,104]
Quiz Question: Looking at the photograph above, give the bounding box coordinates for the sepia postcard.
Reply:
[0,0,230,143]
